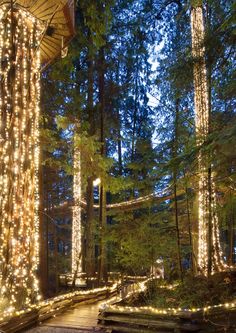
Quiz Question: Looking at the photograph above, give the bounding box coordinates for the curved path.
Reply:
[24,297,118,333]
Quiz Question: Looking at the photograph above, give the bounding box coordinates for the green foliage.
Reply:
[146,274,236,308]
[191,0,203,8]
[78,0,113,48]
[109,212,161,274]
[106,176,133,194]
[40,0,236,288]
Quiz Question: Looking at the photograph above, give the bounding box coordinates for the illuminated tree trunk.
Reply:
[0,5,41,309]
[72,133,82,277]
[190,1,224,275]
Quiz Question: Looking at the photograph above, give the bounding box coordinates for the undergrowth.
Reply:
[123,272,236,309]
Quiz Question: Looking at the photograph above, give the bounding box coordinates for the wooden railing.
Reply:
[0,284,118,333]
[98,304,236,332]
[98,306,204,333]
[98,281,236,333]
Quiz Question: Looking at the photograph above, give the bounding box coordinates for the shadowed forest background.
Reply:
[40,0,236,306]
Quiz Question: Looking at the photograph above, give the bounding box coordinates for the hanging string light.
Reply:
[191,5,224,274]
[0,4,42,310]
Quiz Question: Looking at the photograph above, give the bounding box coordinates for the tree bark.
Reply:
[85,177,95,276]
[98,46,107,284]
[52,211,58,293]
[228,192,234,266]
[131,66,138,163]
[85,50,95,277]
[0,6,41,306]
[39,161,49,297]
[115,62,123,175]
[172,98,183,281]
[185,183,195,274]
[117,116,123,176]
[190,0,223,274]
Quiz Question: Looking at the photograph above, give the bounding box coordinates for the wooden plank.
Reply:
[30,0,53,15]
[100,307,194,320]
[0,286,119,332]
[98,314,201,332]
[98,324,172,333]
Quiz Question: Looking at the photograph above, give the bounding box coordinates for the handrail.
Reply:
[51,187,184,213]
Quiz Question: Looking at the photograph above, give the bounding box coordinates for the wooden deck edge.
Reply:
[98,305,236,332]
[0,285,119,333]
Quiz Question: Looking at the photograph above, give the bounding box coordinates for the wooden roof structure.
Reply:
[0,0,75,65]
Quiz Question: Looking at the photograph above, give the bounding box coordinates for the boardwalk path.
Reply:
[23,284,135,332]
[24,297,118,333]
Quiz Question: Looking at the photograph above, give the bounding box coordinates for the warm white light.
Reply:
[93,178,101,187]
[72,134,82,274]
[0,5,42,308]
[191,5,224,274]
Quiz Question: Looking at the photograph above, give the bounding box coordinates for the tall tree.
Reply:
[190,0,224,275]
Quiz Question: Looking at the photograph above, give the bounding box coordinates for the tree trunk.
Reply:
[85,177,95,277]
[117,110,123,176]
[190,1,223,274]
[228,192,234,266]
[39,161,49,298]
[185,183,195,274]
[72,133,82,276]
[0,6,41,307]
[131,68,138,163]
[207,167,212,277]
[98,47,107,284]
[52,216,58,293]
[98,185,107,283]
[172,98,183,281]
[115,62,123,176]
[85,51,95,277]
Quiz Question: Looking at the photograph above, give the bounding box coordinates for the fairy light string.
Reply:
[190,4,225,274]
[0,4,42,310]
[100,280,236,317]
[72,133,82,275]
[0,279,234,323]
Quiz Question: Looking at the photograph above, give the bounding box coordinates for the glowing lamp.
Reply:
[93,178,101,187]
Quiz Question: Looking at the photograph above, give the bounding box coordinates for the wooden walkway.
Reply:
[23,285,135,333]
[24,297,118,333]
[43,299,106,331]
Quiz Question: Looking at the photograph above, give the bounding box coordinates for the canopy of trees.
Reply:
[39,0,235,294]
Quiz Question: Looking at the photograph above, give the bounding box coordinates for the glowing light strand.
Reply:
[190,5,224,274]
[0,280,235,323]
[72,133,82,274]
[55,187,173,211]
[100,280,236,316]
[0,5,42,309]
[0,283,119,321]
